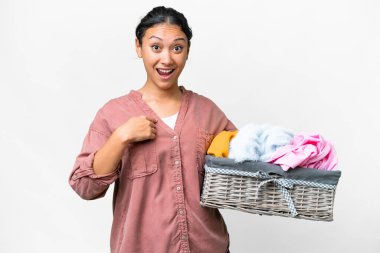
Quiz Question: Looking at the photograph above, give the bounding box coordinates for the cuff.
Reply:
[71,151,120,185]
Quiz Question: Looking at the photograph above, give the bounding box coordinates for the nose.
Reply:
[160,49,173,65]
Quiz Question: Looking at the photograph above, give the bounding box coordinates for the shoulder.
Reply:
[95,92,139,121]
[90,92,135,133]
[100,93,132,112]
[190,90,221,111]
[188,89,229,121]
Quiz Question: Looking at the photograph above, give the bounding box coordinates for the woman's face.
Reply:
[136,23,189,91]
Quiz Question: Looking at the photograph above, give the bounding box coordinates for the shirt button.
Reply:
[181,235,187,241]
[173,135,177,140]
[178,209,184,215]
[175,160,180,165]
[176,186,182,191]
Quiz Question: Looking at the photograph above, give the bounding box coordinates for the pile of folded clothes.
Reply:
[207,123,338,171]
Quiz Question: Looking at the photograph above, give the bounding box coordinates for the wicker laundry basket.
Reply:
[200,155,341,221]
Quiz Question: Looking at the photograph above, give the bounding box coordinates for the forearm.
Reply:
[93,132,128,176]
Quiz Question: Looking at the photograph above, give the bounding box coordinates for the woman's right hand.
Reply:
[92,116,157,176]
[114,116,158,145]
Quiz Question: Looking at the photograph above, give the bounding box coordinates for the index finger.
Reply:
[145,116,158,124]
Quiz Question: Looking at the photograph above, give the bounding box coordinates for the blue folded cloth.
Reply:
[228,124,294,162]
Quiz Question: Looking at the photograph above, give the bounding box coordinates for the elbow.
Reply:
[69,176,108,200]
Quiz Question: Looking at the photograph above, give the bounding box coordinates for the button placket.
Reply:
[171,134,190,252]
[129,89,191,252]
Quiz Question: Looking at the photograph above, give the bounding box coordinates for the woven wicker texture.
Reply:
[200,172,337,221]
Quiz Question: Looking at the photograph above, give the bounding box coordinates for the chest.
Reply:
[144,99,181,118]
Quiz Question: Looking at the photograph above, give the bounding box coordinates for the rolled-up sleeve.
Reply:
[69,109,120,200]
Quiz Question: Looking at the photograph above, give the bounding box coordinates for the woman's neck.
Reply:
[137,84,183,117]
[137,84,182,103]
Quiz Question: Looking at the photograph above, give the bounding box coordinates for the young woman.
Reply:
[69,6,236,253]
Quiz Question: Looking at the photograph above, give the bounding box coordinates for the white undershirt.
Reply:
[161,112,178,130]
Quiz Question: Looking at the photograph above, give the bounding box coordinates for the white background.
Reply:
[1,0,379,252]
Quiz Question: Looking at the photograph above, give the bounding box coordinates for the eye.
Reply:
[173,45,184,53]
[151,44,160,51]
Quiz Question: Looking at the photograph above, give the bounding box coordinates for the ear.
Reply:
[135,38,142,58]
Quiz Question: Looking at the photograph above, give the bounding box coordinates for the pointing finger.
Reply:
[145,116,158,124]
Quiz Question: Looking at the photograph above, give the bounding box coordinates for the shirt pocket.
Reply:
[196,128,215,175]
[127,139,158,180]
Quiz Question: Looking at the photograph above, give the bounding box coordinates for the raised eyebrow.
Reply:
[149,35,162,40]
[174,38,186,42]
[148,36,186,43]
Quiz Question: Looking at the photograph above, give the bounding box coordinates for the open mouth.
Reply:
[156,68,175,78]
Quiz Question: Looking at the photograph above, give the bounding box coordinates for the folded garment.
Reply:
[207,130,238,158]
[266,133,338,171]
[228,123,294,162]
[259,126,295,161]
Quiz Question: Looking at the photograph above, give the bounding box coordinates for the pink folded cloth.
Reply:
[266,133,338,171]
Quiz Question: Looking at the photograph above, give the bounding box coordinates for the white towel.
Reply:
[228,124,294,162]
